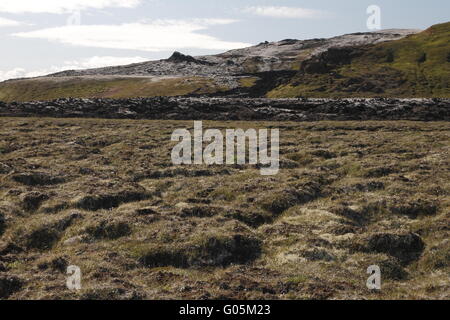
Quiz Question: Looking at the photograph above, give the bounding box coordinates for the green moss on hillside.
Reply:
[0,76,227,102]
[269,22,450,98]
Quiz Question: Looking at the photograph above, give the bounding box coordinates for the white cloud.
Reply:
[0,0,141,14]
[12,19,250,52]
[65,55,148,68]
[244,6,325,19]
[0,68,28,81]
[0,17,23,27]
[0,56,148,81]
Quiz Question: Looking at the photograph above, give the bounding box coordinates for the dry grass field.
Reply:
[0,118,448,300]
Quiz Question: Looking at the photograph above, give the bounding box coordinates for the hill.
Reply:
[0,29,423,102]
[269,22,450,98]
[1,23,449,101]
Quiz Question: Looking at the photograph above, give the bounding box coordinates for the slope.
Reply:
[0,29,429,102]
[269,22,450,98]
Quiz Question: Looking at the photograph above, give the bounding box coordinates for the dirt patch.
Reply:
[86,220,132,240]
[0,213,5,236]
[225,210,274,228]
[12,172,66,186]
[21,192,49,211]
[139,234,262,268]
[15,212,82,250]
[364,233,425,265]
[259,182,321,215]
[75,190,150,211]
[179,205,221,218]
[389,198,439,218]
[0,276,23,299]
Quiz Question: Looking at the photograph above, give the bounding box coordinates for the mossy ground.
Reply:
[0,118,448,300]
[0,76,227,103]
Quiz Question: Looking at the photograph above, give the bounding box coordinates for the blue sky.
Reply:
[0,0,448,80]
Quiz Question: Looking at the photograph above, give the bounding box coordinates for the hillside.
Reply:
[0,23,448,101]
[269,22,450,98]
[0,29,420,102]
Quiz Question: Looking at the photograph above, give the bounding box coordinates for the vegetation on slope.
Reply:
[0,77,227,103]
[268,22,450,98]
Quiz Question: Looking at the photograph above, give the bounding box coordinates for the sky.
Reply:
[0,0,448,81]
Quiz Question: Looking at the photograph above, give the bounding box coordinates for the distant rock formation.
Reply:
[167,51,199,64]
[167,51,215,66]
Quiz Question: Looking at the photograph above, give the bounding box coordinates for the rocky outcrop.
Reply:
[167,51,215,66]
[300,47,365,74]
[0,97,448,121]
